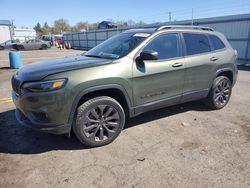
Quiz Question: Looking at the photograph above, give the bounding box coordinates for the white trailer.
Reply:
[0,20,12,43]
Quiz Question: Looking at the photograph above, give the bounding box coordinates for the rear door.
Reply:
[35,39,42,49]
[26,39,35,50]
[181,32,216,100]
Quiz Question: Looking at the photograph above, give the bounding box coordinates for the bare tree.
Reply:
[53,19,71,34]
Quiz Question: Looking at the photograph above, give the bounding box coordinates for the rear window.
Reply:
[209,35,225,50]
[183,33,211,55]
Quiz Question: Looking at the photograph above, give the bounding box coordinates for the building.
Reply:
[13,28,36,42]
[0,20,12,43]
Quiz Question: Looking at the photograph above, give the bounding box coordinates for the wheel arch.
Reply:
[68,84,134,126]
[216,69,233,84]
[209,68,234,88]
[12,44,18,50]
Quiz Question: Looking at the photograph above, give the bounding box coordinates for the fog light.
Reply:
[30,112,49,123]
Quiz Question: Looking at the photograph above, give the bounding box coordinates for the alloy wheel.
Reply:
[214,79,230,106]
[82,105,120,142]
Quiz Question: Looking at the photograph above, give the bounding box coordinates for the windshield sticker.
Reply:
[133,33,151,38]
[99,52,120,59]
[110,54,120,59]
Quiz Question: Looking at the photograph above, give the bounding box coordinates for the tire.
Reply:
[17,45,24,51]
[73,96,125,147]
[12,44,18,50]
[41,44,47,50]
[204,76,232,110]
[0,46,4,50]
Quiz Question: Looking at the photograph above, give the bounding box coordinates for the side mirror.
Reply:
[139,50,158,61]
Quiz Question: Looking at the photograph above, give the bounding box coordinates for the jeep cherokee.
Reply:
[12,25,238,147]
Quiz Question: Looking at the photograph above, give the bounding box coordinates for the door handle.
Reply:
[172,63,183,68]
[210,57,218,61]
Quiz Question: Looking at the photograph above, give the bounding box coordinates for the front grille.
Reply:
[11,76,21,94]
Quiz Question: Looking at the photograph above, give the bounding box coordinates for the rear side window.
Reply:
[209,35,225,50]
[183,33,211,55]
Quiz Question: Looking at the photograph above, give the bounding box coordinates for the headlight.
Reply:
[22,79,67,92]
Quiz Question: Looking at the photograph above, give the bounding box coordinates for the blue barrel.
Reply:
[9,51,23,69]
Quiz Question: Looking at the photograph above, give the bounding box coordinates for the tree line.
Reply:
[34,19,146,35]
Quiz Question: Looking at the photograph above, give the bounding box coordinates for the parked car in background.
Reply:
[0,39,20,50]
[98,21,117,29]
[54,36,63,44]
[12,39,51,50]
[40,35,53,46]
[40,35,63,46]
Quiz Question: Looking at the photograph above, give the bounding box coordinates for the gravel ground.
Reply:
[0,48,249,188]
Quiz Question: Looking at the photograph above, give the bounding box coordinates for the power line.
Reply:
[130,2,250,22]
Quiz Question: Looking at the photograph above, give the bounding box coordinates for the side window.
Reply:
[209,35,225,50]
[183,33,211,55]
[144,33,181,60]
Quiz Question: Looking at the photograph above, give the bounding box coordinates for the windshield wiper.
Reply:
[84,54,103,58]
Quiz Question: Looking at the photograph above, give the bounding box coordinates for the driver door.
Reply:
[132,33,185,112]
[26,40,34,50]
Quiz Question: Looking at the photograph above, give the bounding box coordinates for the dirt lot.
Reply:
[0,48,250,188]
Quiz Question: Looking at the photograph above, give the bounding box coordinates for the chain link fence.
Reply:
[63,14,250,64]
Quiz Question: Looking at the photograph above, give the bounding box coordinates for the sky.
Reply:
[0,0,250,28]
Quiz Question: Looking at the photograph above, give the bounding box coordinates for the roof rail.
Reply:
[156,25,214,31]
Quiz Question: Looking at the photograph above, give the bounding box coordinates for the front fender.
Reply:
[67,84,133,126]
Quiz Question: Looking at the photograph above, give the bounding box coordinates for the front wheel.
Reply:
[73,96,125,147]
[204,76,232,110]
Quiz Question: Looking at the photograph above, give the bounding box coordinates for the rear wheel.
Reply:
[73,96,125,147]
[0,46,4,50]
[17,45,24,51]
[204,76,232,110]
[41,44,47,50]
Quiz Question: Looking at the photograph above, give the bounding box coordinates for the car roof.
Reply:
[124,28,157,34]
[124,25,214,35]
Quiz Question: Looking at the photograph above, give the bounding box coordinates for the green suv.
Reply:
[12,25,238,147]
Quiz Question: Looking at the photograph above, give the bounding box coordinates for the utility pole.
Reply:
[10,19,14,40]
[169,12,172,22]
[191,8,194,25]
[117,16,119,32]
[86,23,89,31]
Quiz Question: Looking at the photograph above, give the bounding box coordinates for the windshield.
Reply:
[85,33,150,59]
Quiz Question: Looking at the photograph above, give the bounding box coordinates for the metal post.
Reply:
[10,20,14,41]
[86,32,88,50]
[191,8,194,25]
[95,31,97,46]
[169,12,172,22]
[245,25,250,64]
[78,33,80,49]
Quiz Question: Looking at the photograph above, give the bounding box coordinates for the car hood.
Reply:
[15,55,113,81]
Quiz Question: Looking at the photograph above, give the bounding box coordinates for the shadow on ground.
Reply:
[0,101,209,154]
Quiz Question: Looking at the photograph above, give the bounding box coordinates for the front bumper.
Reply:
[12,90,71,135]
[15,108,70,134]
